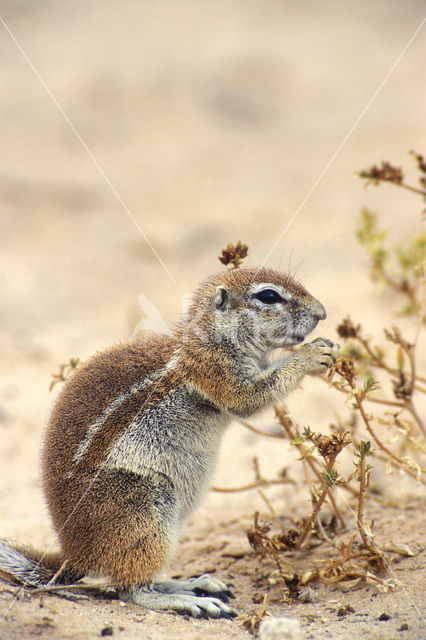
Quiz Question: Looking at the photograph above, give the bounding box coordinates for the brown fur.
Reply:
[43,334,176,476]
[49,469,171,586]
[42,334,178,585]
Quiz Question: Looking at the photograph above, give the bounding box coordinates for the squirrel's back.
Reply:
[43,333,176,477]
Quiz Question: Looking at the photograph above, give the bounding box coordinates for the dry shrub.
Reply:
[217,153,425,616]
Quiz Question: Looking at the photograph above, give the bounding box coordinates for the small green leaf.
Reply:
[359,441,373,458]
[324,467,338,488]
[396,346,404,371]
[344,345,363,360]
[364,376,376,391]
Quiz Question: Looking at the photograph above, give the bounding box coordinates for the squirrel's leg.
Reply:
[227,337,340,416]
[55,468,174,586]
[66,468,237,619]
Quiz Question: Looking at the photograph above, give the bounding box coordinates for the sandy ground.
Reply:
[1,1,426,638]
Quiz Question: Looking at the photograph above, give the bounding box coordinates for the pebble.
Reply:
[259,617,304,640]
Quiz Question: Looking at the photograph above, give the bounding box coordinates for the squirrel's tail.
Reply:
[0,539,82,587]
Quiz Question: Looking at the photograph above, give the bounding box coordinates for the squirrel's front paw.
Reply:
[298,337,340,376]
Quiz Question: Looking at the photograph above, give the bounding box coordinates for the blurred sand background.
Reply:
[1,1,425,638]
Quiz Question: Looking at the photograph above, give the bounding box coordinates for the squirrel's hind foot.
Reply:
[124,579,237,619]
[154,574,235,603]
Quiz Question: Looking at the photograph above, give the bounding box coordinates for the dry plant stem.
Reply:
[253,456,262,482]
[315,514,335,546]
[333,480,358,499]
[326,487,350,525]
[214,451,296,492]
[384,275,418,310]
[46,559,69,587]
[301,458,339,544]
[257,593,268,622]
[302,459,339,541]
[240,420,286,439]
[0,586,22,596]
[250,513,293,583]
[319,567,386,585]
[354,392,426,479]
[302,459,316,500]
[31,584,87,594]
[268,541,291,583]
[364,396,426,438]
[365,397,405,408]
[275,407,348,525]
[357,444,374,550]
[357,335,393,375]
[373,450,425,482]
[257,489,276,516]
[30,582,113,595]
[390,182,426,197]
[355,334,426,385]
[295,452,339,550]
[406,400,426,438]
[237,593,268,633]
[336,327,424,431]
[406,343,416,396]
[212,478,292,493]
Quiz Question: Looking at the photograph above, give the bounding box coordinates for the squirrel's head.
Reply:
[182,267,326,356]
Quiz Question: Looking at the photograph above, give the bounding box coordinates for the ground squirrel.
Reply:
[0,266,339,619]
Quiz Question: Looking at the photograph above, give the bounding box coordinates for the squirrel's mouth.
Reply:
[283,334,305,347]
[267,331,308,349]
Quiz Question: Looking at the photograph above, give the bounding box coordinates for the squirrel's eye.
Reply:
[253,289,284,304]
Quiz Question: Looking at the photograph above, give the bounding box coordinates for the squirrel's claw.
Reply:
[185,574,235,602]
[192,587,235,603]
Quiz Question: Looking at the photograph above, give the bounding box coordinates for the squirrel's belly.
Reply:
[103,386,230,517]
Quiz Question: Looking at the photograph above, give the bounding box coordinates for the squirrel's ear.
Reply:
[215,286,229,311]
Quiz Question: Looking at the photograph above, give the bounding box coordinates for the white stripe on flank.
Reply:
[72,351,180,464]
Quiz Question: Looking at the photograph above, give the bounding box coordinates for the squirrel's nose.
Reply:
[311,300,327,321]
